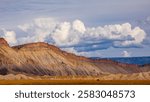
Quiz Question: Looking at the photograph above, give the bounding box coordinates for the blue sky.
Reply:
[0,0,150,57]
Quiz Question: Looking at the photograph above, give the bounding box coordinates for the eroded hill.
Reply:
[0,38,149,76]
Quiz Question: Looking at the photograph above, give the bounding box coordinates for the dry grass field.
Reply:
[0,79,150,85]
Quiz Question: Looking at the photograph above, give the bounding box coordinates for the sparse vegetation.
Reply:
[0,79,150,85]
[0,73,150,85]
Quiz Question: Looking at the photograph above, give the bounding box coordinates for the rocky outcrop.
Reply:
[0,38,149,76]
[0,38,9,46]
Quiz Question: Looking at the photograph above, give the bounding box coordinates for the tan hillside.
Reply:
[0,38,149,76]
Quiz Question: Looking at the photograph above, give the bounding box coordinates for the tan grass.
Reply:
[0,79,150,85]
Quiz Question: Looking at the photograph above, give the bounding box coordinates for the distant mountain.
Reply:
[91,57,150,65]
[0,38,150,76]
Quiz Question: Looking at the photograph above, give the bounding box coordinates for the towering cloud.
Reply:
[72,20,86,34]
[51,20,86,46]
[18,18,58,44]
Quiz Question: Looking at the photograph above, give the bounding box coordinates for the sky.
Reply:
[0,0,150,57]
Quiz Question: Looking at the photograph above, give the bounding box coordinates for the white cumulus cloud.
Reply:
[17,17,58,44]
[0,29,17,45]
[86,23,146,48]
[72,20,86,34]
[122,51,131,57]
[51,20,86,46]
[0,17,148,57]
